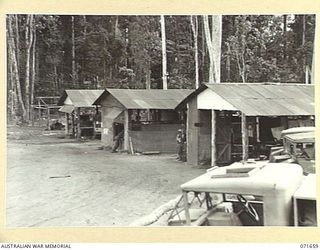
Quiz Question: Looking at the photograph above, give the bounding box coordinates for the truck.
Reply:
[167,127,316,226]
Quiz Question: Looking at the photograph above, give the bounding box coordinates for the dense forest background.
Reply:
[6,15,315,122]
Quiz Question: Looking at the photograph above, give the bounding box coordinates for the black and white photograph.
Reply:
[6,13,316,229]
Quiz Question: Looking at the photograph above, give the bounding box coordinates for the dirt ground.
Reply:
[6,125,205,227]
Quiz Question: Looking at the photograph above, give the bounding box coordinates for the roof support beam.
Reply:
[186,103,189,161]
[211,109,216,166]
[256,117,260,142]
[124,110,129,152]
[76,107,81,140]
[65,113,70,136]
[47,107,51,131]
[241,112,248,162]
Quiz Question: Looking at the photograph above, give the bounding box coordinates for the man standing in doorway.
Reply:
[112,130,124,153]
[176,127,186,161]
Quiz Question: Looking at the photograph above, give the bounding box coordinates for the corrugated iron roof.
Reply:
[99,89,194,109]
[59,104,74,113]
[58,89,104,107]
[204,83,314,116]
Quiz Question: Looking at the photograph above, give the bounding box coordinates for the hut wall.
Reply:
[198,110,211,165]
[160,110,179,121]
[100,95,125,148]
[287,116,315,128]
[130,123,180,153]
[187,97,200,165]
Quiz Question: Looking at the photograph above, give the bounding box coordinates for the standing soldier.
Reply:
[112,130,124,153]
[176,127,186,161]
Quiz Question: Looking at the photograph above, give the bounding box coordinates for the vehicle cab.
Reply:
[270,127,315,174]
[168,161,317,226]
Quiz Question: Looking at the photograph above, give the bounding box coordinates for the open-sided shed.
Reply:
[58,89,104,139]
[176,83,315,166]
[94,88,193,153]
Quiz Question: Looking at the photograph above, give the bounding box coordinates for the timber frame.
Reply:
[32,96,61,129]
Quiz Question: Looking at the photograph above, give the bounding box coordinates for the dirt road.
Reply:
[6,126,204,227]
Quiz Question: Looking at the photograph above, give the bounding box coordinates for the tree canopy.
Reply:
[7,14,315,122]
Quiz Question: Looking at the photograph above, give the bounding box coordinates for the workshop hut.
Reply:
[93,89,193,153]
[58,89,104,139]
[176,83,315,167]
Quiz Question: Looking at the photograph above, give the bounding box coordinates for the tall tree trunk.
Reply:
[302,15,307,83]
[203,15,222,169]
[311,34,315,84]
[283,15,287,61]
[115,15,120,38]
[211,15,222,83]
[201,18,206,83]
[235,49,246,83]
[160,15,168,90]
[8,47,16,120]
[302,15,306,46]
[30,17,36,114]
[10,63,18,120]
[190,15,199,89]
[14,14,20,68]
[103,36,107,81]
[83,15,87,38]
[203,15,216,83]
[54,65,58,93]
[8,15,26,119]
[145,60,151,89]
[226,42,231,81]
[232,21,246,83]
[71,16,77,87]
[25,14,34,121]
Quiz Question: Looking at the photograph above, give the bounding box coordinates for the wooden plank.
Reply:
[241,112,248,162]
[142,151,160,155]
[36,96,60,99]
[211,109,216,166]
[216,144,229,161]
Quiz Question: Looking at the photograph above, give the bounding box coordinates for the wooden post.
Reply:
[241,112,248,162]
[65,113,69,135]
[211,109,216,166]
[256,117,260,142]
[93,117,96,139]
[71,113,75,137]
[38,98,41,126]
[47,107,50,130]
[183,191,191,226]
[76,107,81,140]
[124,109,129,151]
[31,106,34,126]
[186,103,189,162]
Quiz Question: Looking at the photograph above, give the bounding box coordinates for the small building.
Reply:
[57,89,104,139]
[176,83,315,166]
[93,88,193,153]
